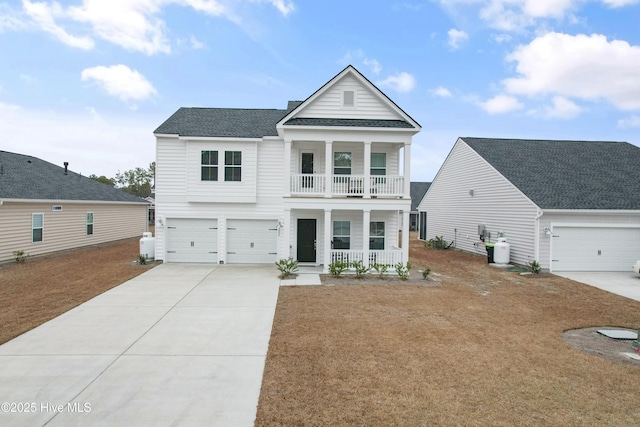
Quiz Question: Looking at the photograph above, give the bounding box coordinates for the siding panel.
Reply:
[418,140,539,266]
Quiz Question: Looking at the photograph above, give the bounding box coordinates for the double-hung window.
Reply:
[201,151,218,181]
[371,153,386,176]
[32,213,43,243]
[369,222,385,250]
[86,212,94,235]
[225,151,242,181]
[334,152,352,175]
[333,221,351,249]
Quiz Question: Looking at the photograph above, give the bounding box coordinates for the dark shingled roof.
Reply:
[410,182,431,211]
[461,137,640,210]
[283,118,415,128]
[0,151,146,203]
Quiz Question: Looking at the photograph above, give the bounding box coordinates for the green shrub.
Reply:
[371,262,389,278]
[328,260,349,276]
[13,250,28,263]
[275,257,299,279]
[395,261,411,280]
[137,254,148,265]
[527,260,542,274]
[351,260,371,278]
[422,267,431,280]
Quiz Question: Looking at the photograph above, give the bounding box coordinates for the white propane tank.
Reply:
[494,237,510,265]
[139,232,155,260]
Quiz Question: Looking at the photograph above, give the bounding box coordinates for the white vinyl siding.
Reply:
[0,202,147,262]
[418,139,539,267]
[296,74,399,120]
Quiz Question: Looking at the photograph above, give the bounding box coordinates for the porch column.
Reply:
[403,144,411,198]
[283,208,291,259]
[323,208,332,272]
[363,140,371,198]
[284,139,292,197]
[362,209,370,267]
[401,210,410,263]
[325,140,333,198]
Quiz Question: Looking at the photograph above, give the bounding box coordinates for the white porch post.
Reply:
[325,140,333,198]
[363,140,371,198]
[323,209,332,272]
[283,208,291,259]
[362,209,370,267]
[403,143,411,198]
[401,210,410,263]
[284,139,292,197]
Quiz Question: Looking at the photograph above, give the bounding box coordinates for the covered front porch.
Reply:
[283,207,410,273]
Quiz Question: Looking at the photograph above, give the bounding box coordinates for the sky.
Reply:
[1,0,640,182]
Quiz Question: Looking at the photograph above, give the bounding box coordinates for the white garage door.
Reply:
[166,219,218,263]
[552,227,640,272]
[226,219,278,264]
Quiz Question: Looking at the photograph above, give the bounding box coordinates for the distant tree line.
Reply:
[89,162,155,198]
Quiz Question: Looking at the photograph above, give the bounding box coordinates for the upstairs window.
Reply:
[225,151,242,181]
[369,222,385,250]
[343,90,355,107]
[371,153,386,176]
[333,221,351,249]
[334,152,352,175]
[201,151,218,181]
[32,213,43,243]
[86,212,94,235]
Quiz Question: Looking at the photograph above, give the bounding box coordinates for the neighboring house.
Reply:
[409,182,430,231]
[418,137,640,272]
[153,65,421,270]
[0,151,149,262]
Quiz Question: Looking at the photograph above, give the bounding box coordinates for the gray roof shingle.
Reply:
[461,137,640,210]
[0,151,146,203]
[410,182,431,211]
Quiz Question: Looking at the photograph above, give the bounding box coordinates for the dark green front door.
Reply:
[297,219,316,262]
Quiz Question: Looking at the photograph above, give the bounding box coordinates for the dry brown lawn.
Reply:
[0,238,155,344]
[256,235,640,426]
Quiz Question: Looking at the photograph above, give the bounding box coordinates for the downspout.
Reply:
[534,209,543,264]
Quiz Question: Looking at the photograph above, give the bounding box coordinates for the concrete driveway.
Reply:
[0,264,281,427]
[555,271,640,302]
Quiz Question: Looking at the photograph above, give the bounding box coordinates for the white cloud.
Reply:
[447,28,468,49]
[17,0,293,54]
[503,32,640,110]
[617,115,640,128]
[438,0,638,32]
[543,96,581,119]
[479,94,524,114]
[432,86,452,97]
[363,58,382,75]
[22,0,94,49]
[190,35,205,49]
[81,65,157,103]
[378,72,416,93]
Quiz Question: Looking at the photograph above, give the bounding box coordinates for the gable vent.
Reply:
[343,90,355,107]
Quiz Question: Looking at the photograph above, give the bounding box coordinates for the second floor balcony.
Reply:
[290,174,405,198]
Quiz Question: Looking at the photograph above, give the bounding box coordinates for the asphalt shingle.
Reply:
[0,151,146,203]
[461,137,640,210]
[410,182,431,211]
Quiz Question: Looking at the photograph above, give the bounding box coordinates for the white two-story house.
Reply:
[153,65,421,271]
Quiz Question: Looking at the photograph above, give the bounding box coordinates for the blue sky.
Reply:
[1,0,640,182]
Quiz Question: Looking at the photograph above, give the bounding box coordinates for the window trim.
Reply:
[86,212,94,236]
[332,220,351,250]
[333,152,352,175]
[369,221,385,250]
[32,213,44,243]
[224,150,242,182]
[201,150,219,182]
[371,153,386,176]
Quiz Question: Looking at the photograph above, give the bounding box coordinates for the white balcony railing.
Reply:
[290,174,405,197]
[330,249,403,267]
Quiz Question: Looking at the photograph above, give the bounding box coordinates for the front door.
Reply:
[301,152,314,188]
[297,219,317,262]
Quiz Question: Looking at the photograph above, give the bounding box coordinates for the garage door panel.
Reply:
[227,220,277,264]
[166,219,218,263]
[552,227,640,272]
